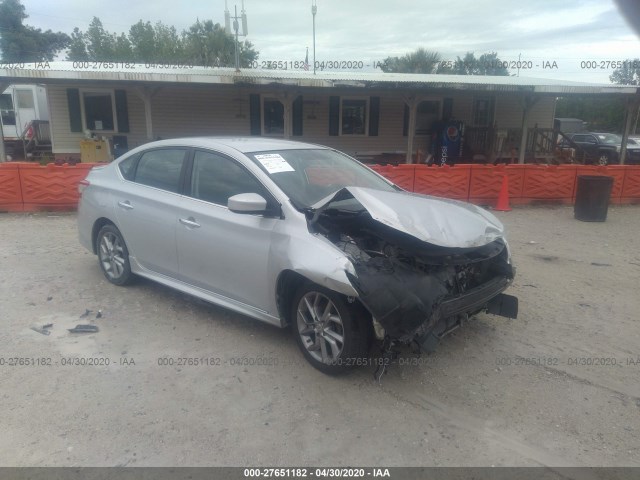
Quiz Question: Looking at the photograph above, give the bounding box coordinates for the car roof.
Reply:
[135,137,329,154]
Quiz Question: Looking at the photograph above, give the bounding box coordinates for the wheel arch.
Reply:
[275,269,372,330]
[91,217,117,254]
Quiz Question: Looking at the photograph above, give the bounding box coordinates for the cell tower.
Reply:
[225,1,248,72]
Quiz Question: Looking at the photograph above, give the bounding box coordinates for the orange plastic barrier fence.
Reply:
[373,163,640,206]
[0,163,24,212]
[468,165,526,206]
[521,165,578,204]
[0,162,103,212]
[413,164,471,200]
[371,164,416,191]
[620,166,640,204]
[3,162,640,212]
[19,163,96,211]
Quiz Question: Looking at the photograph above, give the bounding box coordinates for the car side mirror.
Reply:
[228,193,268,214]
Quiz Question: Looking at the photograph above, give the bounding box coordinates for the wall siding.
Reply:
[494,94,555,129]
[47,84,555,158]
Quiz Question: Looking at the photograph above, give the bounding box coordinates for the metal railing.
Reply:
[464,125,603,164]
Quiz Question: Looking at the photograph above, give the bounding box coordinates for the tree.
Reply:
[128,21,183,63]
[182,19,257,67]
[84,17,117,61]
[610,59,640,85]
[439,52,509,76]
[67,27,89,61]
[379,48,509,76]
[379,48,442,74]
[66,16,258,67]
[555,96,626,132]
[0,0,69,62]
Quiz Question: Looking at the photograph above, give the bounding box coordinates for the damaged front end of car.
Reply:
[307,187,518,354]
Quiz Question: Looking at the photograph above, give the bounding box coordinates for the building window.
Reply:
[341,98,368,135]
[415,100,440,135]
[262,98,284,135]
[0,94,16,126]
[16,89,35,109]
[82,90,116,131]
[472,97,494,127]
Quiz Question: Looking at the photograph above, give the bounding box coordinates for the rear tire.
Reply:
[96,224,134,286]
[291,282,371,375]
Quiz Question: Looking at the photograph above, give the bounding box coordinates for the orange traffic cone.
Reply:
[494,175,511,211]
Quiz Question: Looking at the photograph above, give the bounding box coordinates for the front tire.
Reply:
[597,152,613,166]
[292,282,370,374]
[96,224,134,286]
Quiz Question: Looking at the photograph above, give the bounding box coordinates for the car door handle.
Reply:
[118,201,134,210]
[179,217,201,228]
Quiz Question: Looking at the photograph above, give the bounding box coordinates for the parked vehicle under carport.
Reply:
[559,132,640,165]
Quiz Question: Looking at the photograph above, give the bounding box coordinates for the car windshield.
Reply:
[247,148,397,209]
[597,133,622,144]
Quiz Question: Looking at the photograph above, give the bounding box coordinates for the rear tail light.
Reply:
[78,179,90,196]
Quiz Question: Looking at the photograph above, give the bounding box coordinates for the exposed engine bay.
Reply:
[308,188,518,355]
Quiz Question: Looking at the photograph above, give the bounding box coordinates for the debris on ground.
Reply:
[79,309,92,318]
[68,324,99,334]
[30,324,53,336]
[591,262,612,267]
[95,310,103,319]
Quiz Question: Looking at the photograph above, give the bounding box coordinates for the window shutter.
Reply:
[443,98,453,121]
[66,88,82,133]
[249,94,261,135]
[368,96,380,136]
[292,95,303,136]
[329,96,340,136]
[403,104,409,136]
[115,90,130,133]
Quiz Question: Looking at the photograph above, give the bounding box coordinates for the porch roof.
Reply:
[1,62,639,95]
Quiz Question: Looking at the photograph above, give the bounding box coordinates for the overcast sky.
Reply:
[21,0,640,83]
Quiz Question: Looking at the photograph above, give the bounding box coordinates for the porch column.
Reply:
[404,96,417,164]
[278,93,293,139]
[0,82,8,162]
[518,95,539,164]
[619,96,640,165]
[135,87,160,141]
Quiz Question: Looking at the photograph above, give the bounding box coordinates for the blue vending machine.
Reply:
[436,121,464,165]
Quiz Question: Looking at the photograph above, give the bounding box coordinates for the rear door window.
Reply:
[118,154,138,181]
[134,149,187,193]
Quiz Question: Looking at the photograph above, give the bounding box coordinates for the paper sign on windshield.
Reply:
[255,154,295,174]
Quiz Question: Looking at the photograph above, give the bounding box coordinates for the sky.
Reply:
[19,0,640,84]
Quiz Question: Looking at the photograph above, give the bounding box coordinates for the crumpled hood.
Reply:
[313,187,505,249]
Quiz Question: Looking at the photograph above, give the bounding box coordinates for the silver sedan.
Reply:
[78,137,517,374]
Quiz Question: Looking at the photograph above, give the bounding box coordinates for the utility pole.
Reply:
[312,0,317,75]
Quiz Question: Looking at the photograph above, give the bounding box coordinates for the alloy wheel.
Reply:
[296,292,345,364]
[99,232,126,280]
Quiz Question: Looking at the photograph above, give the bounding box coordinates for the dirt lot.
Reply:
[0,206,639,467]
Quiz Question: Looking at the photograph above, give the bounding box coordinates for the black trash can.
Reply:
[574,175,614,222]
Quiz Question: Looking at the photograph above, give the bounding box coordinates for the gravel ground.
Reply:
[0,206,639,467]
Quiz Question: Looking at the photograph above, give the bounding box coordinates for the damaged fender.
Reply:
[310,187,518,344]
